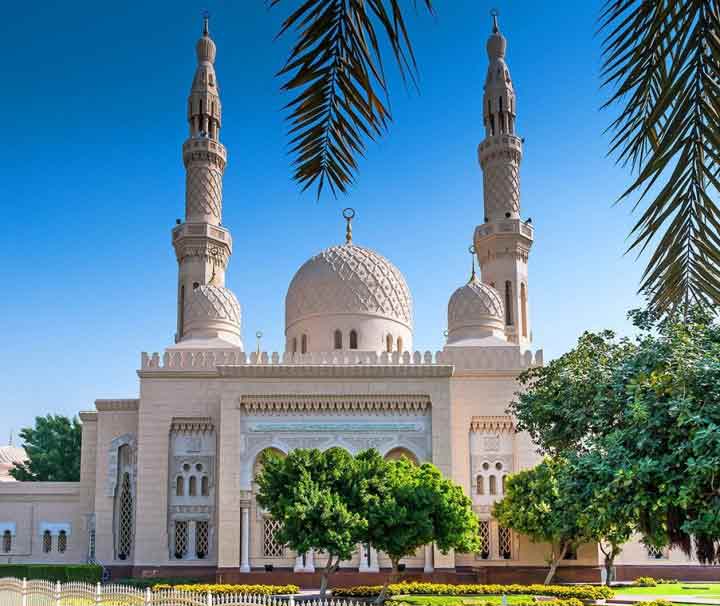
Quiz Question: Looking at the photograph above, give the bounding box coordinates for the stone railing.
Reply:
[140,348,543,372]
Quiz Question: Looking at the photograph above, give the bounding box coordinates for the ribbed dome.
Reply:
[0,446,26,466]
[185,285,241,325]
[286,243,412,331]
[447,276,504,343]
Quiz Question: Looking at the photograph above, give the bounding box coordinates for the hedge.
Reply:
[633,578,678,587]
[152,583,300,595]
[0,564,102,583]
[387,599,585,606]
[332,583,614,601]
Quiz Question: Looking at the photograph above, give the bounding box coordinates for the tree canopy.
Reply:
[10,414,82,482]
[509,308,720,564]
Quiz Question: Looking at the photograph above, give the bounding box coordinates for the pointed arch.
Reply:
[201,475,209,497]
[504,281,514,326]
[334,329,343,350]
[189,475,197,497]
[476,475,484,495]
[489,475,497,495]
[520,282,528,338]
[349,330,358,349]
[176,476,184,497]
[386,334,393,353]
[301,334,307,354]
[396,336,403,353]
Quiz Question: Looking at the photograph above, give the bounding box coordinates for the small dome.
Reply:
[447,276,505,344]
[285,243,413,352]
[182,284,242,347]
[196,18,216,64]
[487,31,506,59]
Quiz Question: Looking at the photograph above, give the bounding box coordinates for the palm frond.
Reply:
[271,0,433,199]
[601,0,720,314]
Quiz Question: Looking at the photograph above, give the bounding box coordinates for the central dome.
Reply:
[285,243,413,353]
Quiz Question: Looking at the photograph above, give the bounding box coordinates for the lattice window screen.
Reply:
[646,544,667,559]
[196,521,209,558]
[477,520,490,559]
[2,531,11,553]
[498,525,512,559]
[58,531,67,553]
[88,529,96,560]
[263,518,284,557]
[174,521,188,558]
[42,531,52,553]
[118,472,133,558]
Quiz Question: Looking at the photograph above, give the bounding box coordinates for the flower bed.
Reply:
[152,583,299,595]
[386,599,585,606]
[332,583,614,601]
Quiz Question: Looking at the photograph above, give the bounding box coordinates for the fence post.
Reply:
[95,582,101,606]
[21,578,27,606]
[207,589,213,606]
[54,580,61,606]
[145,587,152,606]
[289,594,295,606]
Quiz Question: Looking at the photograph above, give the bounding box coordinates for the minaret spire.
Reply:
[473,15,534,347]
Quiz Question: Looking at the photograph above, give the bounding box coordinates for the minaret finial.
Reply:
[343,208,355,244]
[490,8,499,33]
[468,245,477,282]
[202,9,210,36]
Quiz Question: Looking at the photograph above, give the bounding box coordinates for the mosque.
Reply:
[0,16,707,584]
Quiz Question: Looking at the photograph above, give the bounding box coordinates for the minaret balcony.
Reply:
[478,134,522,163]
[474,218,534,248]
[172,222,233,258]
[183,137,227,165]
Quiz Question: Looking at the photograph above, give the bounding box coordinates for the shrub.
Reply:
[152,583,299,595]
[0,564,102,583]
[332,583,613,601]
[386,600,585,606]
[642,601,673,606]
[117,577,203,588]
[634,577,657,587]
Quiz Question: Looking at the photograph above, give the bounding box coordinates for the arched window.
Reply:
[2,530,11,553]
[504,281,514,326]
[349,330,358,349]
[502,475,507,494]
[42,530,52,553]
[334,329,343,350]
[386,334,393,353]
[476,476,484,495]
[301,334,307,354]
[201,476,209,496]
[396,336,403,352]
[489,475,497,495]
[520,283,528,338]
[189,476,197,497]
[58,530,67,554]
[176,476,184,497]
[292,337,297,354]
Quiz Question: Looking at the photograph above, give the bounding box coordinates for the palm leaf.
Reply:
[271,0,433,199]
[601,0,720,314]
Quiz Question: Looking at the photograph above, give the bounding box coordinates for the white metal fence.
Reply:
[0,577,348,606]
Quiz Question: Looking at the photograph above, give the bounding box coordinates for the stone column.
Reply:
[294,553,305,572]
[217,397,241,568]
[423,543,434,573]
[188,521,197,560]
[306,549,315,572]
[240,506,250,572]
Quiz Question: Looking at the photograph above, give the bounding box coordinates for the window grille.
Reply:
[42,530,52,553]
[118,472,133,558]
[646,544,667,559]
[174,521,188,559]
[263,518,284,557]
[2,530,11,553]
[196,521,209,559]
[498,526,512,559]
[477,520,490,559]
[57,530,67,553]
[88,529,96,560]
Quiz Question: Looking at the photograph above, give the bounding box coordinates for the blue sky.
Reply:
[0,1,645,436]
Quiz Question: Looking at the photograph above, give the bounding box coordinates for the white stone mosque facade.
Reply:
[0,16,711,584]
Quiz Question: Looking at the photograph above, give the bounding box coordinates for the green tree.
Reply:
[601,1,720,313]
[509,307,720,564]
[363,453,480,602]
[271,0,433,198]
[255,447,370,596]
[10,414,82,482]
[493,458,588,584]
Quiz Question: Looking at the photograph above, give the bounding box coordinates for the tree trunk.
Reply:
[544,542,568,585]
[319,555,339,597]
[599,542,620,586]
[376,558,400,604]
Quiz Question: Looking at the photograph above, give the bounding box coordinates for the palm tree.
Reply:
[270,0,433,198]
[601,0,720,314]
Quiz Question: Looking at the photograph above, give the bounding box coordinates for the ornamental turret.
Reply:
[474,13,533,347]
[171,16,242,348]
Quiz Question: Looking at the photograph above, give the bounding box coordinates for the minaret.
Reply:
[473,13,533,346]
[172,16,241,347]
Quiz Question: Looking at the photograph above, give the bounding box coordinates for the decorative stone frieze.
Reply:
[239,394,431,415]
[470,416,515,433]
[170,417,215,434]
[95,399,139,412]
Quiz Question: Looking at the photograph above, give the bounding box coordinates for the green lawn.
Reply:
[392,596,535,606]
[619,584,720,598]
